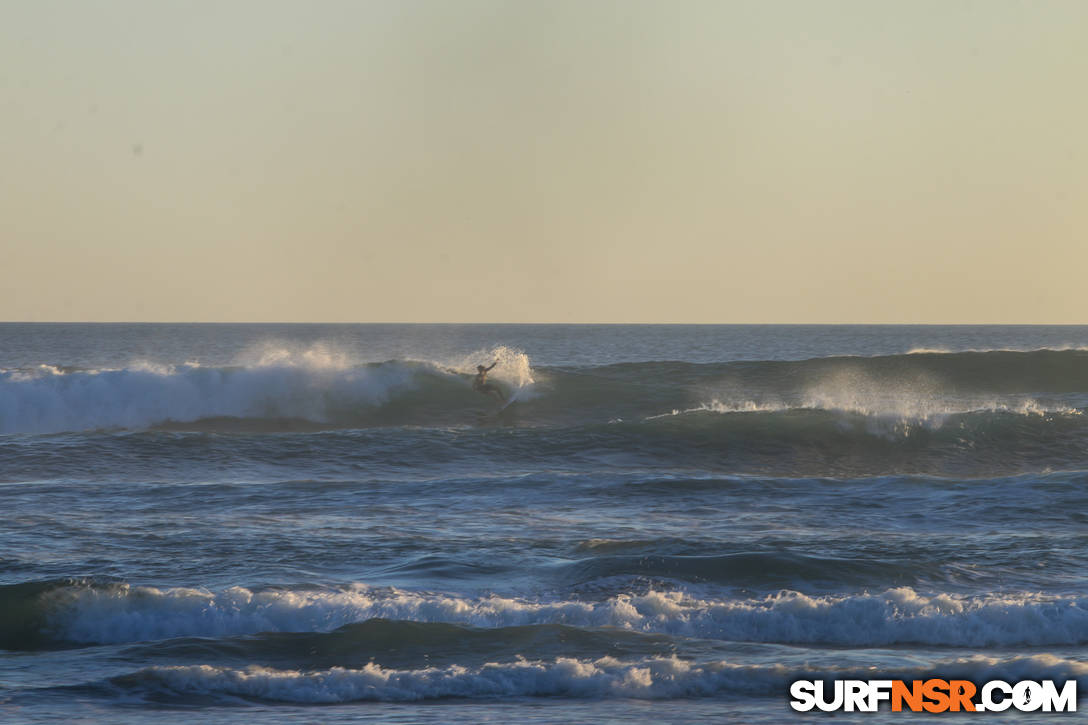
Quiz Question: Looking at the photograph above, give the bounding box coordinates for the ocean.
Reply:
[1,323,1086,723]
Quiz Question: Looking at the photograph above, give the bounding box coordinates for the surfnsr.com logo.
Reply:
[789,679,1077,713]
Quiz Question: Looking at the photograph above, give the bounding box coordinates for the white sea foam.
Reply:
[122,654,1088,703]
[644,400,786,420]
[652,391,1080,433]
[47,584,1088,647]
[442,345,537,396]
[124,657,791,702]
[797,370,1080,427]
[905,346,1088,355]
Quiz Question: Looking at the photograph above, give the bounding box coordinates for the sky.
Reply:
[1,0,1085,323]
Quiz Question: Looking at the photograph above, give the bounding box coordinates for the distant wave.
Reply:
[554,551,918,588]
[632,404,1084,444]
[6,579,1087,650]
[104,654,1088,703]
[0,346,534,434]
[2,347,1087,435]
[906,345,1088,355]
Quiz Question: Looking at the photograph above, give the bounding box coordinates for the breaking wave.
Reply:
[2,346,1086,436]
[106,654,1088,703]
[6,579,1087,650]
[0,346,535,434]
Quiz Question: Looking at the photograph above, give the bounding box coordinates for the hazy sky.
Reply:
[2,0,1085,323]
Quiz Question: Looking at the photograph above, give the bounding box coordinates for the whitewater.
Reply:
[1,324,1086,723]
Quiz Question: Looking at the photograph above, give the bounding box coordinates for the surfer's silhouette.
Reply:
[473,362,505,402]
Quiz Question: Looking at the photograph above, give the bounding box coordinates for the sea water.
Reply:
[1,324,1086,723]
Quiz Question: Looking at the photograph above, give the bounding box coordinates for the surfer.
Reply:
[473,361,505,402]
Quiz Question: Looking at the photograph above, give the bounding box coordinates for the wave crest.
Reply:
[10,580,1088,649]
[0,345,535,434]
[109,654,1088,703]
[4,346,1088,437]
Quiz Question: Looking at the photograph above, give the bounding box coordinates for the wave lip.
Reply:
[108,654,1088,704]
[10,580,1088,650]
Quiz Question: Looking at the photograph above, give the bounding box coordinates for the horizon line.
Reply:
[2,321,1087,327]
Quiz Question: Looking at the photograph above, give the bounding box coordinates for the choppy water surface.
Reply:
[2,324,1086,723]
